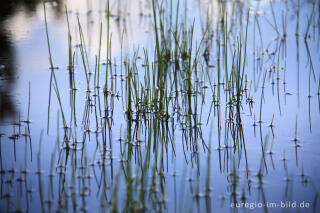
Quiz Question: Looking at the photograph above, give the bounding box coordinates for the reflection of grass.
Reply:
[3,0,320,212]
[44,3,69,151]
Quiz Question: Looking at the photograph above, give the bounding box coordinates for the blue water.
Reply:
[0,0,320,212]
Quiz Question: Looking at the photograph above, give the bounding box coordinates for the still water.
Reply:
[0,0,320,212]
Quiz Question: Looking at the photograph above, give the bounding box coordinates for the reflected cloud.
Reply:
[0,0,62,121]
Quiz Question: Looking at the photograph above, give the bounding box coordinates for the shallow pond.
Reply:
[0,0,320,212]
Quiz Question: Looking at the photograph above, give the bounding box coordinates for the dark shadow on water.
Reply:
[0,24,15,120]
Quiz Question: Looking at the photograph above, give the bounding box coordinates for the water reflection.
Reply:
[0,25,15,119]
[0,0,320,212]
[0,0,62,121]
